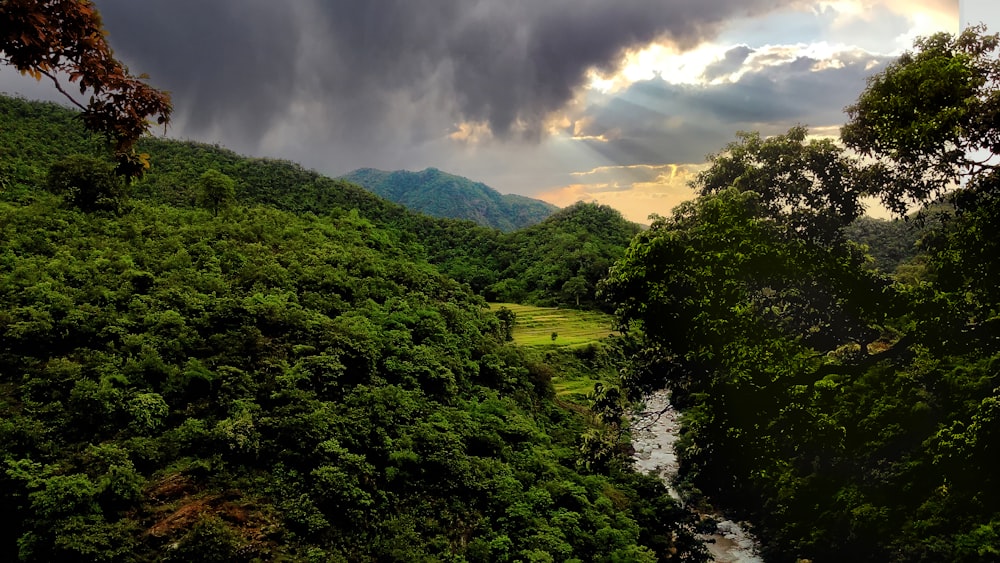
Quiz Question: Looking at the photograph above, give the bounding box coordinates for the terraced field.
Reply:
[488,303,617,347]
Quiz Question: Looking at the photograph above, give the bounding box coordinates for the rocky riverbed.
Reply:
[631,390,764,563]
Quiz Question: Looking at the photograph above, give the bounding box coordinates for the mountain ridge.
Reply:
[0,94,637,309]
[340,167,559,231]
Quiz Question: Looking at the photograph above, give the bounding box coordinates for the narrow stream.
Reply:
[631,390,763,563]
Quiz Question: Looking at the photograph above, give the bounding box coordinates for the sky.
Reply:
[0,1,971,222]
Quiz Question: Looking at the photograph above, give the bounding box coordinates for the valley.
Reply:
[2,22,999,561]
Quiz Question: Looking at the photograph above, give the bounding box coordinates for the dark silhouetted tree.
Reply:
[46,153,126,212]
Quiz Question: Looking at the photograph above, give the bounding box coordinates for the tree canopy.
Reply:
[695,125,867,244]
[45,152,126,212]
[602,27,1000,561]
[842,24,1000,214]
[197,168,236,216]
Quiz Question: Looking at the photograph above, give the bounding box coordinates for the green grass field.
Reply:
[551,377,599,401]
[488,303,617,348]
[487,303,618,402]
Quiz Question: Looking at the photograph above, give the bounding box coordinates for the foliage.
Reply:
[843,216,920,273]
[197,169,236,216]
[842,24,1000,214]
[0,95,104,198]
[842,201,955,276]
[0,93,637,311]
[493,306,517,342]
[0,0,171,177]
[45,153,126,212]
[603,28,1000,562]
[485,202,642,308]
[695,125,866,244]
[0,99,705,559]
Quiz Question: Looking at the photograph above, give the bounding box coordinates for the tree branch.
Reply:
[632,401,676,433]
[38,68,88,112]
[795,333,915,386]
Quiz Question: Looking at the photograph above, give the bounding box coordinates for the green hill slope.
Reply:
[0,94,705,560]
[341,167,558,231]
[484,202,643,308]
[0,94,637,312]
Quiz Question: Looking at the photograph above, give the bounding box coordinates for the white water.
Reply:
[631,390,764,563]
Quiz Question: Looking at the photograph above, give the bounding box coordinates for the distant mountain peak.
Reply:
[340,168,558,231]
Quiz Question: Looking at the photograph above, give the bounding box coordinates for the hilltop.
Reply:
[340,167,559,231]
[0,95,638,310]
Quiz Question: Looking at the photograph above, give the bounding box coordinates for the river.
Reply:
[631,390,764,563]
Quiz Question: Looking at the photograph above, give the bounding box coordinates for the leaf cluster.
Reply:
[842,24,1000,214]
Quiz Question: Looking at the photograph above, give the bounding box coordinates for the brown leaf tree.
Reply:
[1,0,172,177]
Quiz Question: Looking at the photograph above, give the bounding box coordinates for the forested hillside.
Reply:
[843,201,954,276]
[0,94,706,560]
[601,28,1000,561]
[481,202,642,308]
[0,95,637,311]
[340,167,559,231]
[0,93,642,341]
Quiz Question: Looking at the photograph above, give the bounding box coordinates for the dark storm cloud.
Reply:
[702,45,755,81]
[93,0,805,156]
[95,0,299,143]
[698,53,884,124]
[574,50,888,163]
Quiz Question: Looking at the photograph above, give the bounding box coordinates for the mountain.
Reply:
[340,167,558,231]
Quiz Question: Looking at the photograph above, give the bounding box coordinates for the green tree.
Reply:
[842,25,1000,345]
[494,306,517,342]
[842,24,1000,214]
[46,153,126,212]
[561,276,589,307]
[695,125,866,244]
[197,169,236,216]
